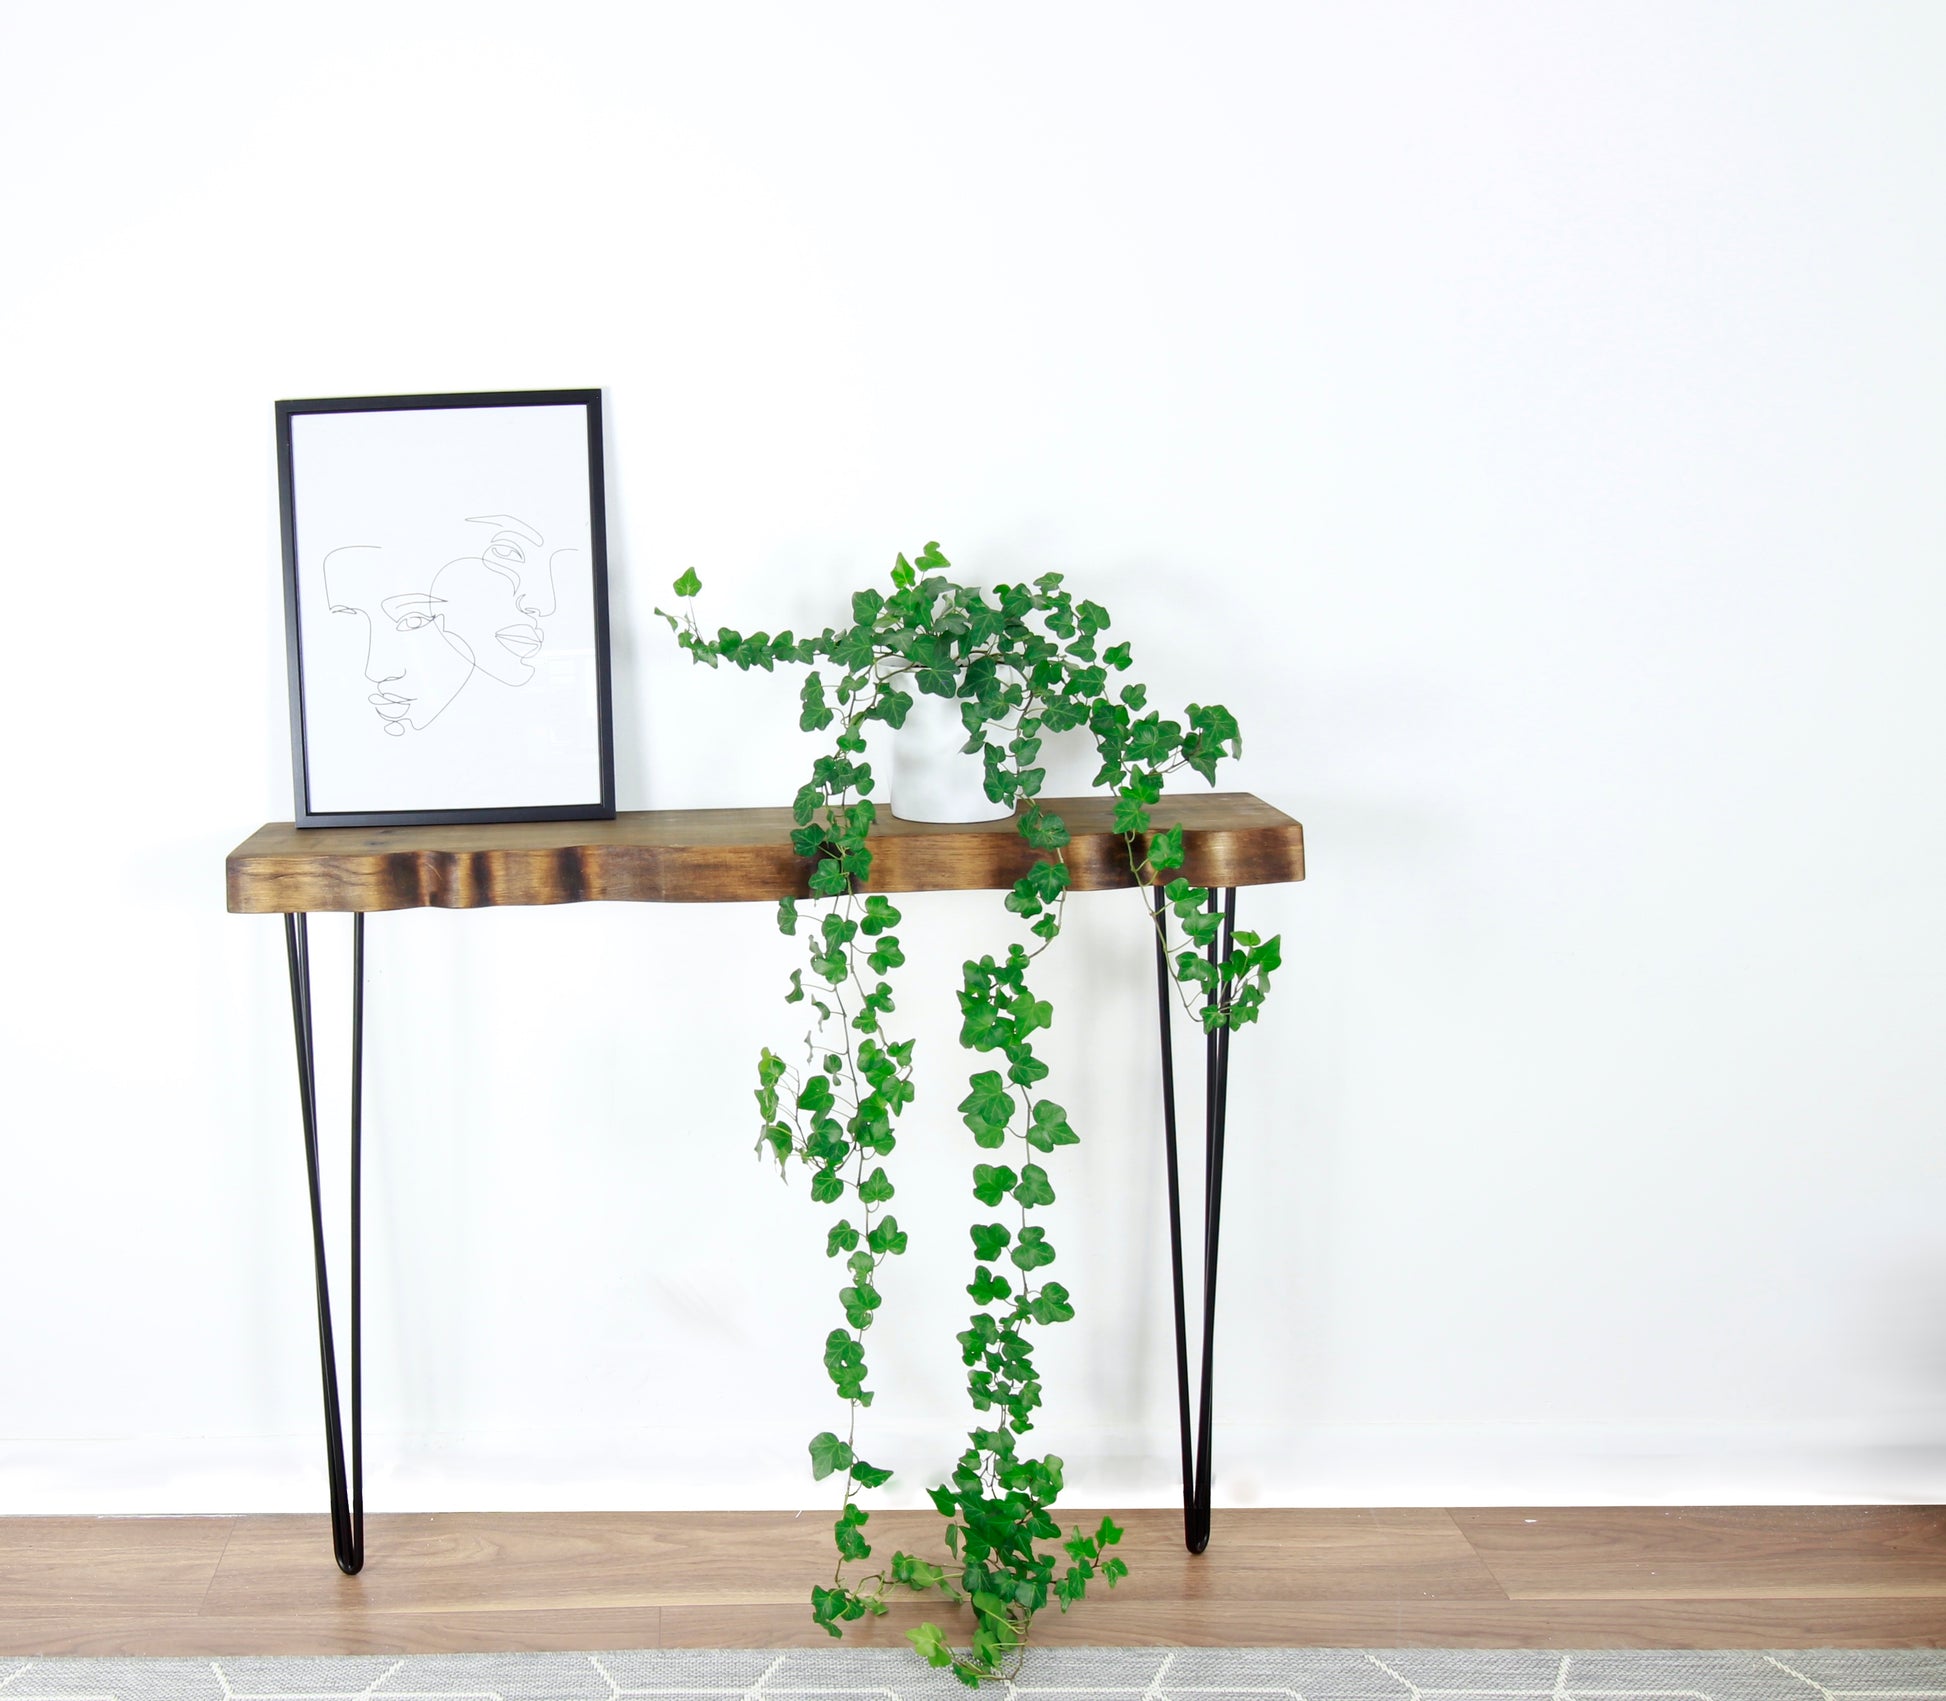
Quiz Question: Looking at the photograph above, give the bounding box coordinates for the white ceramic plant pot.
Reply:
[890,689,1012,824]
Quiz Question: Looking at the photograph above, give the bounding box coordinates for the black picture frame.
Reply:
[276,389,616,830]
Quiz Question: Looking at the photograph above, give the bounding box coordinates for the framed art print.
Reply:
[277,390,616,828]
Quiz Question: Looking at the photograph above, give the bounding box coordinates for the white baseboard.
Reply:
[5,1421,1942,1514]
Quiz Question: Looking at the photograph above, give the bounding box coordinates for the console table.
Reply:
[225,792,1305,1575]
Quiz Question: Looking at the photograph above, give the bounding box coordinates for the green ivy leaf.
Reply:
[1127,712,1184,765]
[1006,1045,1050,1086]
[809,860,851,898]
[908,1623,953,1669]
[852,1110,896,1154]
[754,1048,785,1117]
[1179,905,1222,948]
[1019,806,1069,850]
[972,1163,1018,1206]
[799,672,833,732]
[1009,1225,1056,1270]
[968,1265,1013,1305]
[810,1583,847,1635]
[672,567,702,598]
[958,1312,1000,1365]
[1188,701,1242,756]
[805,1120,850,1169]
[835,1499,872,1560]
[1176,950,1219,991]
[810,1168,845,1203]
[858,1166,896,1204]
[809,1431,854,1480]
[970,1222,1012,1262]
[1113,792,1151,835]
[892,1550,947,1591]
[1025,1100,1077,1152]
[861,894,902,934]
[840,1283,882,1328]
[1012,1163,1056,1208]
[958,1071,1014,1141]
[1029,1281,1075,1324]
[867,1216,909,1255]
[826,1220,860,1258]
[1009,992,1054,1037]
[830,625,876,670]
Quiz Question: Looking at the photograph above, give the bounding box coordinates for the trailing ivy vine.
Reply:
[658,544,1280,1685]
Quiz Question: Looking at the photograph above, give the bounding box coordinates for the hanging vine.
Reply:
[659,544,1280,1685]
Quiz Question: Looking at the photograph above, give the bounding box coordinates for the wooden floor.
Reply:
[2,1508,1943,1656]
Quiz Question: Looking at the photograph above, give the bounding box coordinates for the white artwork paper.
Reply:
[286,400,606,819]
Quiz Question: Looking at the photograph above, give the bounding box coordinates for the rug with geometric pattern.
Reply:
[5,1649,1946,1701]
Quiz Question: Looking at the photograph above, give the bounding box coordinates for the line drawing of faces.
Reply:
[322,544,475,736]
[432,515,577,687]
[321,515,575,738]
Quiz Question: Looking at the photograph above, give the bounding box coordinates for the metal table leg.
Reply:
[282,911,365,1575]
[1152,885,1236,1554]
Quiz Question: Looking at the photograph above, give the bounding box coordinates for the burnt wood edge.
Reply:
[226,824,1303,914]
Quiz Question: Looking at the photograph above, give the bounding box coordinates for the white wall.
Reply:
[3,0,1944,1516]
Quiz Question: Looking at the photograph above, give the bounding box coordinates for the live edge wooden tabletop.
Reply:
[226,792,1304,914]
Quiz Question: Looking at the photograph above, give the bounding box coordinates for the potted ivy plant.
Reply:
[659,544,1280,1685]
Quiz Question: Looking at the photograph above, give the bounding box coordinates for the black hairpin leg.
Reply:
[283,910,365,1575]
[1153,884,1236,1554]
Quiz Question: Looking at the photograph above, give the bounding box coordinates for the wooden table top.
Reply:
[225,791,1304,914]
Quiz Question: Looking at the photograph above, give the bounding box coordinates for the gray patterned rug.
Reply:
[4,1651,1945,1701]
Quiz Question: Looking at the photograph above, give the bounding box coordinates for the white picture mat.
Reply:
[289,403,603,815]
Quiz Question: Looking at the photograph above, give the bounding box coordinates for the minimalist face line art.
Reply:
[431,515,569,687]
[322,545,474,736]
[321,513,568,737]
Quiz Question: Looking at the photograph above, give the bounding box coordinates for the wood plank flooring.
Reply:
[2,1508,1941,1656]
